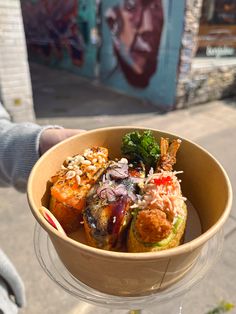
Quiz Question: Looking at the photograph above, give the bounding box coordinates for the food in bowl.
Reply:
[48,130,187,252]
[49,147,109,233]
[27,126,232,296]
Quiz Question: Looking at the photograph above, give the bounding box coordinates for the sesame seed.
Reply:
[81,160,91,165]
[76,169,83,176]
[77,155,85,163]
[66,170,76,179]
[76,175,81,185]
[87,165,97,171]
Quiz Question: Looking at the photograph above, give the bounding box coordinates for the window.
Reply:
[197,0,236,57]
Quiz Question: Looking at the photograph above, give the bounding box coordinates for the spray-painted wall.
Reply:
[21,0,186,109]
[100,0,185,109]
[21,0,97,78]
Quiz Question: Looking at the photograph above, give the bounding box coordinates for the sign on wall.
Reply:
[197,0,236,57]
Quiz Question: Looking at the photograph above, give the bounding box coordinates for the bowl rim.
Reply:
[27,126,233,260]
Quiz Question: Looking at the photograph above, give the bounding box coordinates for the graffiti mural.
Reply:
[22,0,97,78]
[22,0,186,108]
[100,0,185,108]
[105,0,164,88]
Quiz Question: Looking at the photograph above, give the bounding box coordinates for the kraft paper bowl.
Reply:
[27,127,232,297]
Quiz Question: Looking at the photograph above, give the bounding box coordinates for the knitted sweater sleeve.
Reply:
[0,104,60,192]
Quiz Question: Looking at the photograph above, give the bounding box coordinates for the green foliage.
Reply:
[206,301,235,314]
[121,130,160,169]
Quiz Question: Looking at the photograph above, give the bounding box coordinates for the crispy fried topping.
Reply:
[51,147,108,211]
[135,209,172,243]
[157,138,182,172]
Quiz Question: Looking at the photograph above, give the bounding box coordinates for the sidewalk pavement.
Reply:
[0,63,236,314]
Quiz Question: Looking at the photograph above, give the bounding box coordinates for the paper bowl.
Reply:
[27,127,232,296]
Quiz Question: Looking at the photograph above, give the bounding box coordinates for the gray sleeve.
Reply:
[0,104,61,192]
[0,119,49,192]
[0,105,62,312]
[0,249,26,311]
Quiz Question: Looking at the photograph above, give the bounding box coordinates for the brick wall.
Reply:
[0,0,35,122]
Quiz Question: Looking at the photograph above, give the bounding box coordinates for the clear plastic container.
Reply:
[34,223,224,314]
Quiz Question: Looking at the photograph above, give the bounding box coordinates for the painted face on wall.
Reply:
[106,0,164,88]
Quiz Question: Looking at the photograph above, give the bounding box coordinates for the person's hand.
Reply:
[39,128,86,155]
